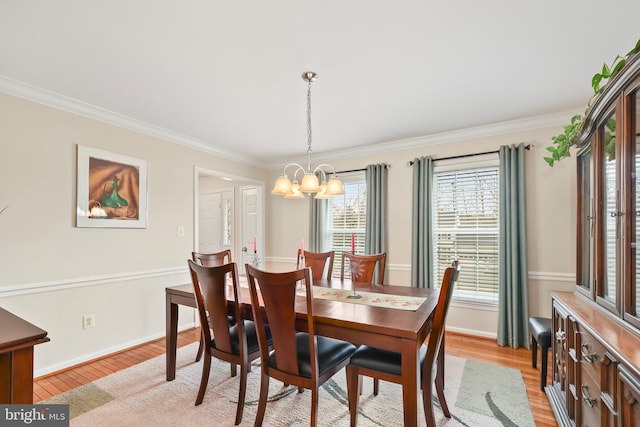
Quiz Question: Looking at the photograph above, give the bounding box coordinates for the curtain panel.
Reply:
[365,164,388,283]
[497,143,529,349]
[411,156,434,288]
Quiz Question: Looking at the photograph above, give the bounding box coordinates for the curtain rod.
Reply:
[406,144,532,166]
[337,163,391,174]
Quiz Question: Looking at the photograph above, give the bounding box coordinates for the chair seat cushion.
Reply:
[528,317,552,348]
[212,320,271,355]
[349,344,427,376]
[269,332,356,378]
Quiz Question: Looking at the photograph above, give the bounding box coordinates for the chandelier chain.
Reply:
[306,79,313,169]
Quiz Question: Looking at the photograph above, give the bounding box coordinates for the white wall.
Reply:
[0,93,267,376]
[265,127,577,337]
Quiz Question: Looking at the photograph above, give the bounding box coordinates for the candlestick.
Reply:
[351,233,355,253]
[253,235,257,252]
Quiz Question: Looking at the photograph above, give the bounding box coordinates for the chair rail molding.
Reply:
[0,266,189,298]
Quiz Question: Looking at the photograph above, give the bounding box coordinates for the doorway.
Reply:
[194,167,264,272]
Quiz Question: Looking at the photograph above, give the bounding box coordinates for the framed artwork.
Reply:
[76,145,148,228]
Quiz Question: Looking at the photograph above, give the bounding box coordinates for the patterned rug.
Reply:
[41,343,535,426]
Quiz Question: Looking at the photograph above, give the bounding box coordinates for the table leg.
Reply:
[166,296,178,381]
[400,338,420,427]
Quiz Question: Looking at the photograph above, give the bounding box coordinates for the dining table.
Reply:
[165,278,440,427]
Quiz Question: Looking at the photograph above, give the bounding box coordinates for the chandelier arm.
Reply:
[282,163,305,176]
[313,164,337,176]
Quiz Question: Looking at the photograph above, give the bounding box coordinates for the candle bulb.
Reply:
[351,233,355,253]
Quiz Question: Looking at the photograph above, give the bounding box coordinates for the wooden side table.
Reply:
[0,307,50,403]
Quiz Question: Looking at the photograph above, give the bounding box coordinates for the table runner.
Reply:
[233,276,426,311]
[311,287,426,311]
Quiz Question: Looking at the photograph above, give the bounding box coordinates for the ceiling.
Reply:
[1,1,639,168]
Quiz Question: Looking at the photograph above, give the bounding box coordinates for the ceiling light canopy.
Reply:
[271,72,344,199]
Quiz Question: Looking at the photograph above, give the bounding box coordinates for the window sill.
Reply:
[451,296,498,311]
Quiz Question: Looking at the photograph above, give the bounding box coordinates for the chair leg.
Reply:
[346,366,361,427]
[531,335,538,369]
[310,388,319,427]
[194,333,204,362]
[231,363,237,377]
[422,379,436,427]
[195,355,211,405]
[540,345,549,390]
[373,378,379,396]
[254,373,269,427]
[234,362,248,425]
[435,377,450,418]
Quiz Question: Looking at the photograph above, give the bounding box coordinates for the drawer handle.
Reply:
[581,385,598,408]
[581,343,598,363]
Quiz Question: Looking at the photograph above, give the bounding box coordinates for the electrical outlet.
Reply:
[83,314,96,329]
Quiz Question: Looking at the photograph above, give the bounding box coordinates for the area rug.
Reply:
[42,343,534,426]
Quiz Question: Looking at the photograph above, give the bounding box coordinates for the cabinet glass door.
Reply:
[577,146,593,294]
[602,110,618,307]
[630,89,640,321]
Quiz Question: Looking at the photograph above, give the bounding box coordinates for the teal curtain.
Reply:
[309,197,328,252]
[411,156,433,288]
[365,164,388,282]
[497,143,529,349]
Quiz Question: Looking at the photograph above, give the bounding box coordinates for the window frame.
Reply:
[432,156,500,304]
[326,172,367,278]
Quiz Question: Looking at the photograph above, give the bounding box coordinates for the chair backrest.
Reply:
[192,250,232,267]
[245,264,316,377]
[297,249,335,281]
[188,260,244,355]
[340,252,387,284]
[423,260,460,381]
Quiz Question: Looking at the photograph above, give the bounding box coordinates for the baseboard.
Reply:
[446,325,497,340]
[34,322,196,378]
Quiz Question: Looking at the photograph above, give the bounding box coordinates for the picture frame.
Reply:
[76,145,148,228]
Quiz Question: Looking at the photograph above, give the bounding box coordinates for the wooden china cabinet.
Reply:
[547,51,640,426]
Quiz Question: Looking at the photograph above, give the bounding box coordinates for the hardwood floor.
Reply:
[33,328,556,426]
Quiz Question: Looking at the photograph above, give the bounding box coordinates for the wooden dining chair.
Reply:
[340,252,387,285]
[192,250,234,362]
[345,260,460,427]
[188,260,270,425]
[192,249,232,267]
[245,264,357,427]
[341,251,387,393]
[296,249,335,280]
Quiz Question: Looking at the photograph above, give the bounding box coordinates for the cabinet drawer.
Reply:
[580,367,601,427]
[578,327,606,384]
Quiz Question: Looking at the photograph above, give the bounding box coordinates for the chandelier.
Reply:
[271,72,344,199]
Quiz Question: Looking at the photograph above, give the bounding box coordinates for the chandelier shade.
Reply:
[271,72,344,199]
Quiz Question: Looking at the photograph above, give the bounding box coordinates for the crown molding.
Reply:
[0,75,264,167]
[277,109,582,169]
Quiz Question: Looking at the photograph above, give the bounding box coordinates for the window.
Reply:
[327,174,367,278]
[433,162,499,302]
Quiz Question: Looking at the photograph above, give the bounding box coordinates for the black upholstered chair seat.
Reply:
[211,320,271,355]
[529,317,551,348]
[349,344,427,376]
[268,332,356,378]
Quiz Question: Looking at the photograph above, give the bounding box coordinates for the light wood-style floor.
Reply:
[33,328,557,426]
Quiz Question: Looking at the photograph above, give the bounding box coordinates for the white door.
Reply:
[241,186,262,269]
[198,192,222,253]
